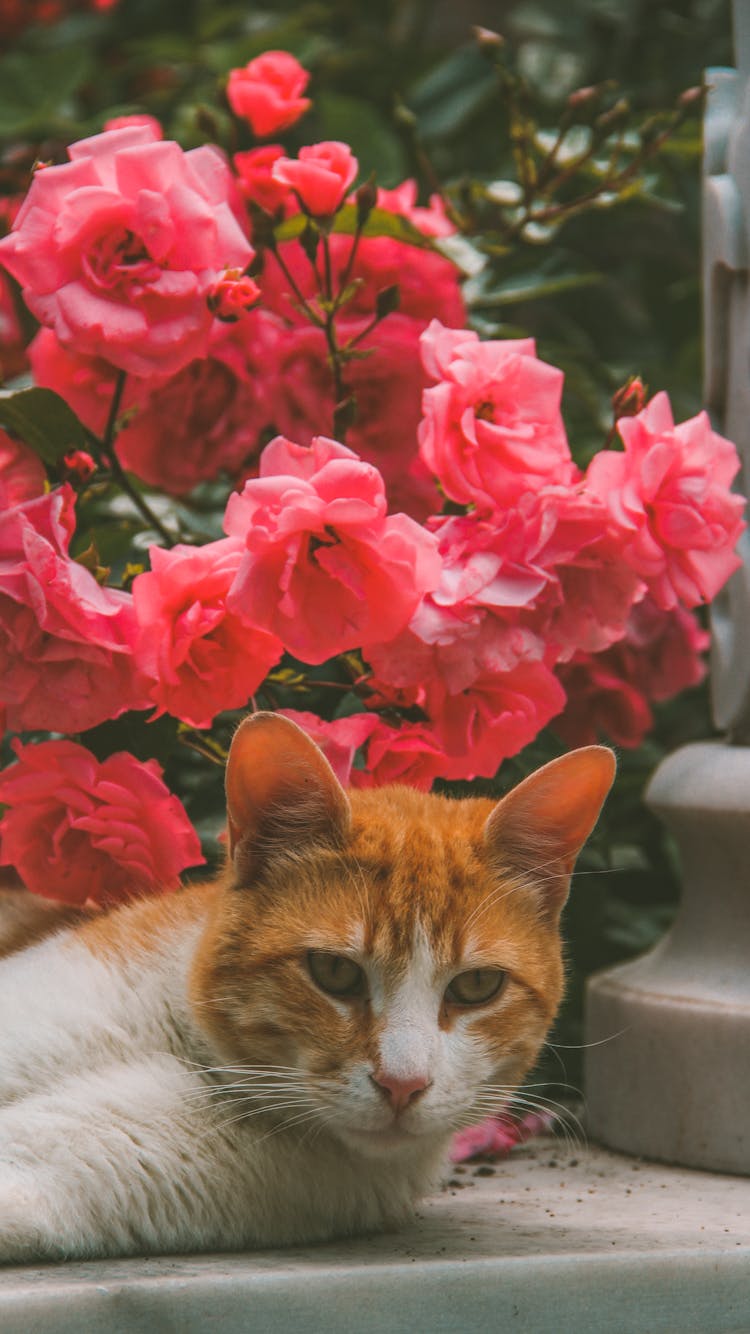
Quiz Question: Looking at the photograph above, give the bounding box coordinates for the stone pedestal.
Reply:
[585,741,750,1173]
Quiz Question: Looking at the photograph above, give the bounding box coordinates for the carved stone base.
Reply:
[585,741,750,1175]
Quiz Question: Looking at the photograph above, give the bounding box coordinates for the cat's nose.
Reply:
[370,1070,431,1113]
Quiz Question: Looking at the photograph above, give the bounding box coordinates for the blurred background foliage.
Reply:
[0,0,733,1094]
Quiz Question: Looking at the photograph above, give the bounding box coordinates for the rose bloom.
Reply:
[585,391,745,610]
[234,145,293,216]
[553,654,654,750]
[552,598,708,749]
[0,739,203,907]
[0,486,142,732]
[31,313,285,495]
[224,434,441,664]
[133,538,283,729]
[418,320,575,512]
[272,141,358,216]
[434,662,566,781]
[514,486,645,660]
[227,51,311,138]
[350,717,448,792]
[0,125,253,377]
[277,710,378,787]
[103,114,163,138]
[0,430,46,506]
[365,660,565,783]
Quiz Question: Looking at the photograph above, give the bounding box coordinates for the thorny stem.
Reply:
[269,243,324,328]
[492,109,692,246]
[319,233,348,420]
[89,369,178,547]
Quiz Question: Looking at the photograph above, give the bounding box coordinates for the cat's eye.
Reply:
[307,951,365,999]
[445,967,506,1006]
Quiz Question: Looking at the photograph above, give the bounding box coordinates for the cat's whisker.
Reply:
[544,1026,630,1052]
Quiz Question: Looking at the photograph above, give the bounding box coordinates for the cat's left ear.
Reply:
[483,746,616,917]
[225,712,351,884]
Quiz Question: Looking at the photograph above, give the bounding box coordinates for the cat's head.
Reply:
[190,713,614,1157]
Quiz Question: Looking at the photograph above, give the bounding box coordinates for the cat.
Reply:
[0,711,614,1263]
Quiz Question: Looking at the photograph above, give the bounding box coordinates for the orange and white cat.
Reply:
[0,712,614,1263]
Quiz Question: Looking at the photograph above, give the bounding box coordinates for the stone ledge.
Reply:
[1,1140,749,1334]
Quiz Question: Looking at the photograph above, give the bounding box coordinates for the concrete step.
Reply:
[1,1138,749,1333]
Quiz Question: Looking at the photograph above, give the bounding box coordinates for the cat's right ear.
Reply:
[225,712,351,884]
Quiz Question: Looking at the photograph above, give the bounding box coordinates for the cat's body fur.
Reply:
[0,714,614,1263]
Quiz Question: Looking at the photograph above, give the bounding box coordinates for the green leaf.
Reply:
[467,269,602,308]
[407,46,497,140]
[0,388,90,464]
[275,205,436,252]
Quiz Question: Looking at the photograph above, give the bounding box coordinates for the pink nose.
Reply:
[371,1070,431,1113]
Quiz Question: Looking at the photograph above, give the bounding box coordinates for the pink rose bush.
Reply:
[0,49,744,909]
[0,739,203,905]
[0,124,253,376]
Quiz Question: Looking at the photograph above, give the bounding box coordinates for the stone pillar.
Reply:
[584,0,750,1174]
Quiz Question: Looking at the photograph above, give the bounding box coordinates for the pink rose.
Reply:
[207,269,262,321]
[553,655,654,750]
[351,718,448,792]
[418,320,575,511]
[515,486,645,660]
[373,180,455,238]
[0,430,46,506]
[133,539,283,729]
[618,596,709,701]
[0,126,253,376]
[234,145,293,215]
[272,141,358,216]
[368,661,566,782]
[432,662,567,780]
[451,1112,552,1164]
[31,314,285,496]
[103,114,163,138]
[276,710,378,786]
[552,598,708,749]
[29,327,117,439]
[227,51,311,138]
[224,434,441,664]
[585,392,745,609]
[0,486,142,732]
[0,739,204,906]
